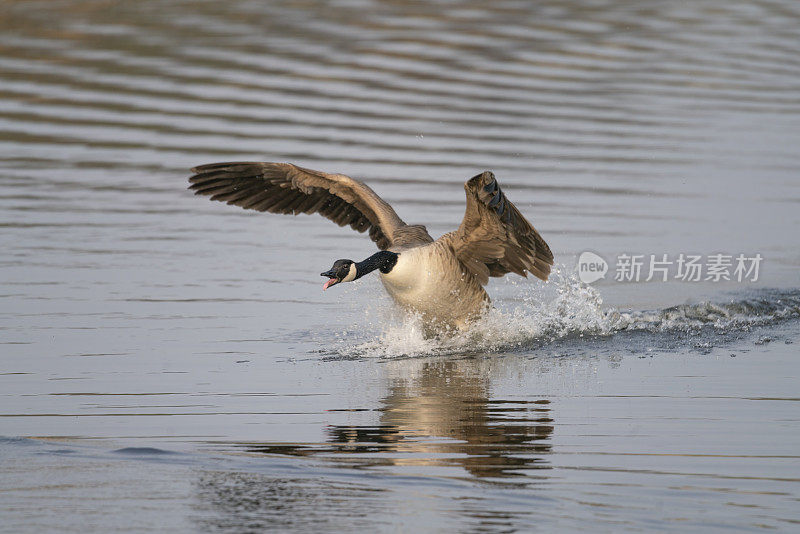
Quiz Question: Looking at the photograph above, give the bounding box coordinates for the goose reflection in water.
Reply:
[245,358,554,480]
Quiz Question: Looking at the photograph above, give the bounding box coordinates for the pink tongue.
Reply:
[323,278,337,290]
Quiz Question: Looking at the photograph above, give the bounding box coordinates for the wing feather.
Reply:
[443,171,553,285]
[188,162,430,250]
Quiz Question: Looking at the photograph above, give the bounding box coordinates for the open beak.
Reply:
[321,270,339,291]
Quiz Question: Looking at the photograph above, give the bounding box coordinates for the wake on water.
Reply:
[327,267,800,359]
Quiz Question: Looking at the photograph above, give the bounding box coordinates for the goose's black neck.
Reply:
[354,251,399,279]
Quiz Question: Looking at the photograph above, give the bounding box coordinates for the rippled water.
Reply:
[2,1,800,532]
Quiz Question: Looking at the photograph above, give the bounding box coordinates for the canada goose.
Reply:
[188,162,553,332]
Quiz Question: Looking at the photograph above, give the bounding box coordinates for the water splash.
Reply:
[329,267,800,359]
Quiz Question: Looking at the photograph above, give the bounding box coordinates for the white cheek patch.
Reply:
[342,262,357,282]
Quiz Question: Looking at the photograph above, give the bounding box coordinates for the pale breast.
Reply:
[379,242,489,329]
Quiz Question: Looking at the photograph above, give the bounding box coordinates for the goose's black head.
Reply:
[321,259,356,290]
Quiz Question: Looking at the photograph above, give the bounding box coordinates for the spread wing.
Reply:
[188,162,429,250]
[443,171,553,285]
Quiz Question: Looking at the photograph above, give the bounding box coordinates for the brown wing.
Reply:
[442,171,553,285]
[188,162,427,250]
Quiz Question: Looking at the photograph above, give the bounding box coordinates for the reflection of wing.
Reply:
[440,171,553,285]
[189,162,432,250]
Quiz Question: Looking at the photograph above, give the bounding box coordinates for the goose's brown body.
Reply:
[189,162,553,332]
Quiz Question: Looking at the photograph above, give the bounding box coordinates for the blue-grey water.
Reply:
[1,1,800,532]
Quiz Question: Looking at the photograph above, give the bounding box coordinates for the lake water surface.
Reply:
[1,1,800,532]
